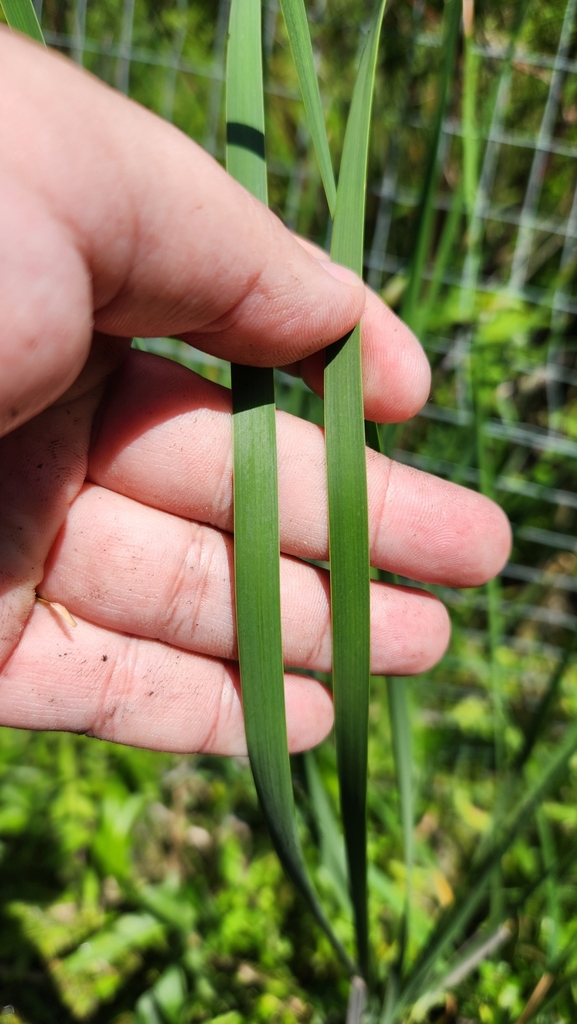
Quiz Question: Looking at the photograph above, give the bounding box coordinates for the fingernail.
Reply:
[318,259,363,288]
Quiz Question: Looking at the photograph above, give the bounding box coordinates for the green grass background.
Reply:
[1,0,577,1021]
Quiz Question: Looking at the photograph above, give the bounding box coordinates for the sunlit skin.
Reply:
[0,30,512,756]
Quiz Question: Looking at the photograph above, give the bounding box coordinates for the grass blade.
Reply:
[462,26,480,232]
[226,0,267,205]
[459,0,531,316]
[226,0,353,974]
[410,922,514,1019]
[304,751,351,912]
[325,0,387,980]
[396,713,577,1013]
[471,355,507,925]
[279,0,337,216]
[1,0,44,43]
[436,921,514,992]
[537,809,559,960]
[387,678,414,971]
[515,630,577,769]
[400,0,461,331]
[417,182,464,332]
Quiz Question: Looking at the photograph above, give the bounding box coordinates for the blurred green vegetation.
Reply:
[2,0,577,1020]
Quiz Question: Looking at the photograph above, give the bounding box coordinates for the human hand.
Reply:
[0,31,511,755]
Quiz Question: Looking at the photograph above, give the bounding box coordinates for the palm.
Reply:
[0,339,509,756]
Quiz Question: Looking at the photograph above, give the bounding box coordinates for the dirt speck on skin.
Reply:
[101,655,108,661]
[148,691,154,697]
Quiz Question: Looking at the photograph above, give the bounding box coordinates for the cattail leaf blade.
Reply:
[325,0,387,980]
[226,0,353,974]
[231,363,294,854]
[325,322,370,976]
[387,677,414,972]
[1,0,44,43]
[279,0,337,215]
[226,0,267,205]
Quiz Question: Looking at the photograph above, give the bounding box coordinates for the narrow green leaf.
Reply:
[515,630,577,769]
[400,0,461,330]
[417,181,464,332]
[1,0,44,43]
[279,0,337,216]
[325,0,387,980]
[226,0,353,974]
[471,345,507,928]
[414,921,514,1014]
[380,975,398,1024]
[459,0,531,319]
[304,750,350,913]
[462,36,480,230]
[387,677,414,971]
[226,0,267,205]
[537,809,560,959]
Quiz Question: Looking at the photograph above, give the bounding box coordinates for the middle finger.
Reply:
[89,351,511,587]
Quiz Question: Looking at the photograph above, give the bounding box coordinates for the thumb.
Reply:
[0,31,365,434]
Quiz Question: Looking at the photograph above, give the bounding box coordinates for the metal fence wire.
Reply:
[30,0,577,699]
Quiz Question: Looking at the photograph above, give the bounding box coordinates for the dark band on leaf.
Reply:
[232,365,274,414]
[325,329,355,367]
[226,121,266,159]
